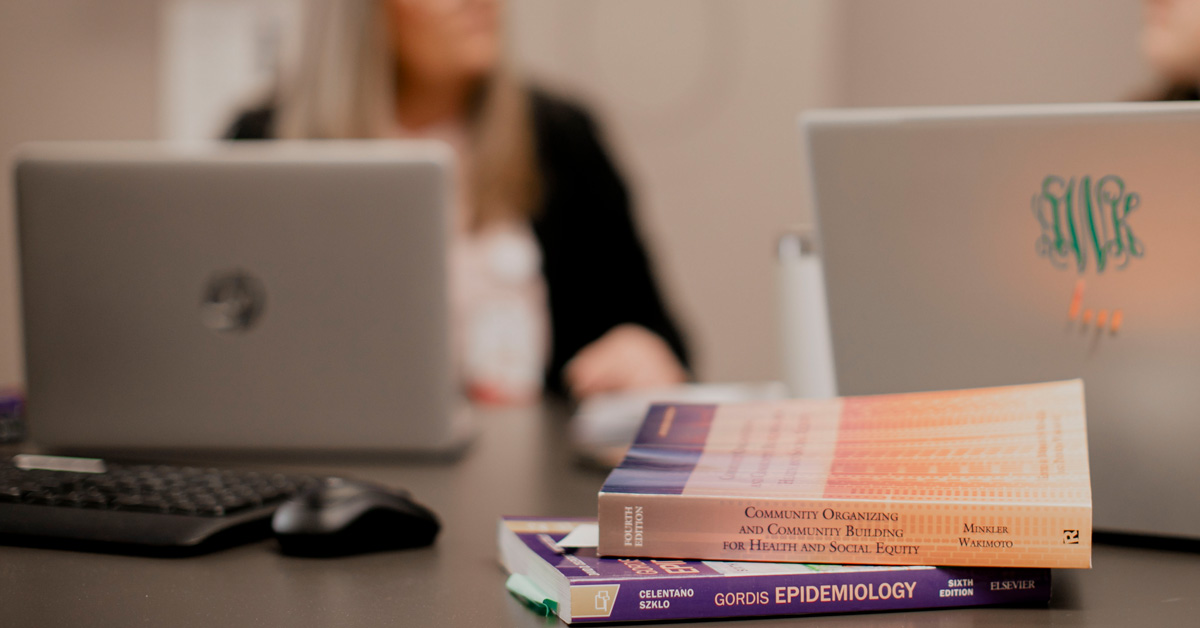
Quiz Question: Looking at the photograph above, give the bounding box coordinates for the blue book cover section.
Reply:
[502,518,1052,623]
[599,404,716,495]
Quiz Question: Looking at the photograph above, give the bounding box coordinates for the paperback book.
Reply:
[597,380,1092,568]
[499,517,1051,624]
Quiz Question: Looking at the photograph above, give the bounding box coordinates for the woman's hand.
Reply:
[565,324,687,399]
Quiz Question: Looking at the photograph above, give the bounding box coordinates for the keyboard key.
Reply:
[78,492,109,508]
[113,494,169,513]
[168,500,198,516]
[25,490,61,506]
[196,503,226,517]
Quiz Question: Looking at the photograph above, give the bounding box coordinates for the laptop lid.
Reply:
[804,102,1200,539]
[15,141,465,454]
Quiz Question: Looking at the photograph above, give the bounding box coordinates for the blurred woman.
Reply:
[1143,0,1200,99]
[228,0,689,403]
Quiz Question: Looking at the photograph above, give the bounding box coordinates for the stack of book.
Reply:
[500,379,1091,623]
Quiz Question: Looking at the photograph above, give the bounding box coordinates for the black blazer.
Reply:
[226,90,690,394]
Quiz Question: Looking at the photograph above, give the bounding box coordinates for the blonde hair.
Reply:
[275,0,540,227]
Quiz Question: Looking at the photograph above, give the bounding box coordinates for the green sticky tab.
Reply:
[505,573,558,616]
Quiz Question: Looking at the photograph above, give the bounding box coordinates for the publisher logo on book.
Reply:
[623,506,644,547]
[1062,529,1080,544]
[571,585,621,620]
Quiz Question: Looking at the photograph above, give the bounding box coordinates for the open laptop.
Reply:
[15,141,470,455]
[803,101,1200,540]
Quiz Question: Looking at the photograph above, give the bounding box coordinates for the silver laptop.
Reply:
[15,141,469,455]
[804,102,1200,539]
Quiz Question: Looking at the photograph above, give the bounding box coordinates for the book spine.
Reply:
[598,493,1091,568]
[569,566,1051,623]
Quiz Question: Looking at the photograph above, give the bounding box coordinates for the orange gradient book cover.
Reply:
[597,380,1092,569]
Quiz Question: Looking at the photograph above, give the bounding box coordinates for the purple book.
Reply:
[499,517,1050,624]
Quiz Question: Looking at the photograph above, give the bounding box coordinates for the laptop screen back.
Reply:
[805,102,1200,538]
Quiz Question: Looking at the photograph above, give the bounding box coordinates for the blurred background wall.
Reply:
[0,0,1152,388]
[839,0,1150,107]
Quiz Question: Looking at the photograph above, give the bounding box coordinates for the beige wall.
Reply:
[0,0,1155,388]
[0,1,162,387]
[839,0,1150,107]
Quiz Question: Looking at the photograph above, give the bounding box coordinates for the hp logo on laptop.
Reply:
[200,270,266,333]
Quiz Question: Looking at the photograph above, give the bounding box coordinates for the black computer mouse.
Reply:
[272,477,440,556]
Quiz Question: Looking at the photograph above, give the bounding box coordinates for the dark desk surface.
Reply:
[2,405,1199,628]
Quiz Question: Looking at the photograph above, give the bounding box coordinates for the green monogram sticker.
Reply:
[1032,175,1144,273]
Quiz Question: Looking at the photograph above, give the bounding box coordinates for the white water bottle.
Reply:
[777,226,837,398]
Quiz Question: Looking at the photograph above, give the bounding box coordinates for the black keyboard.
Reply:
[0,454,322,548]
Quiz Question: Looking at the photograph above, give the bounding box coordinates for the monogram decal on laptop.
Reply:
[1032,175,1144,273]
